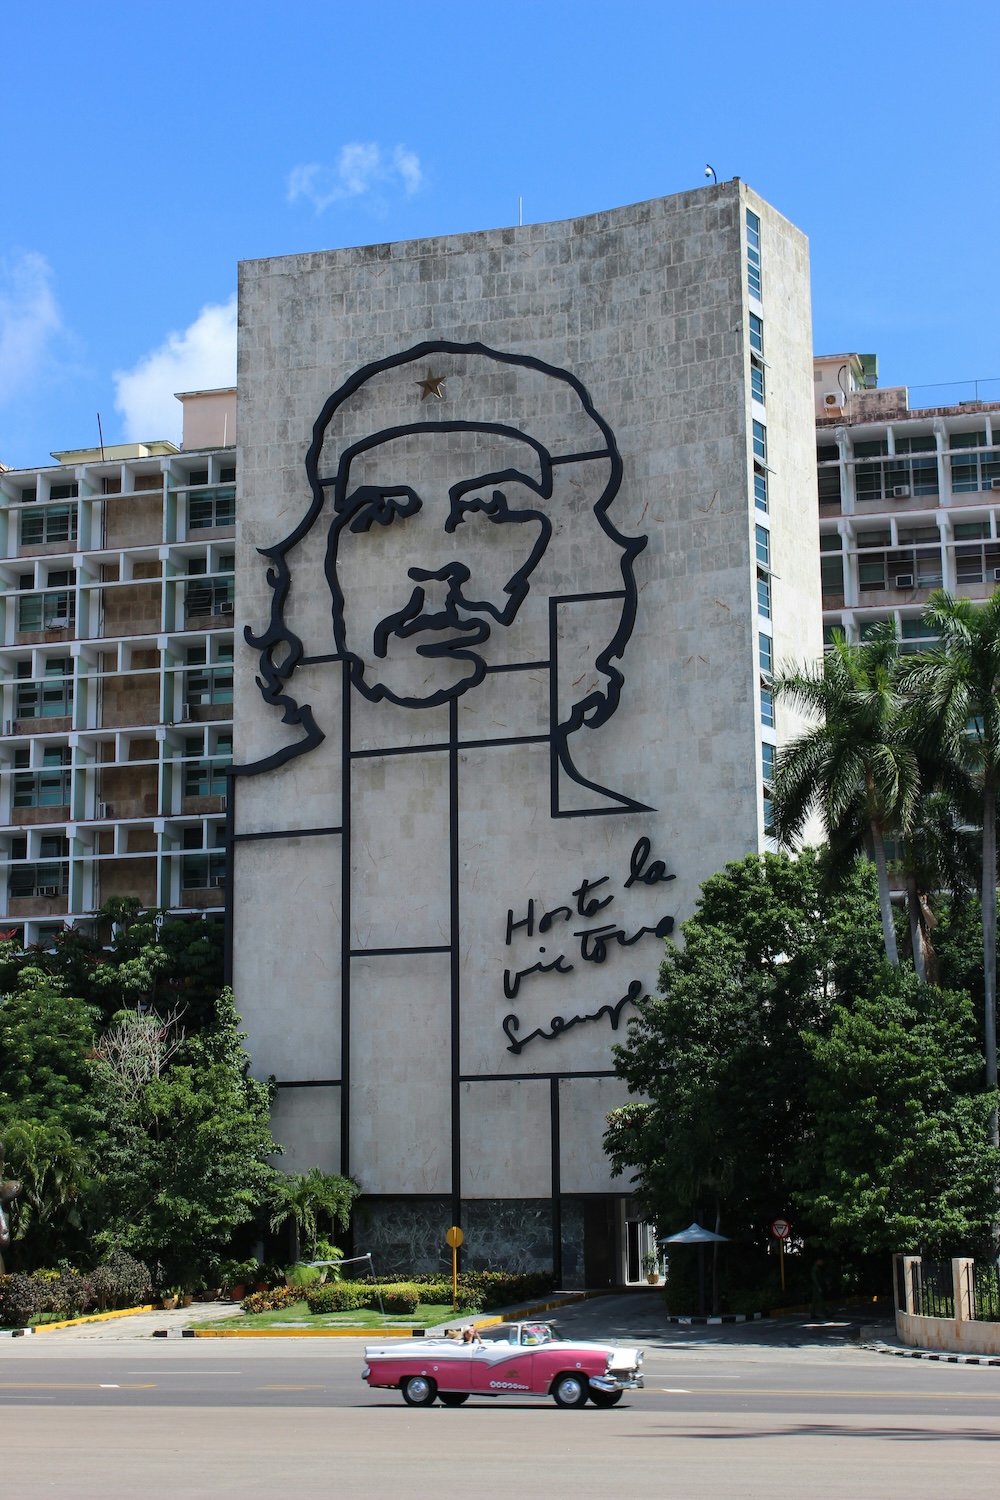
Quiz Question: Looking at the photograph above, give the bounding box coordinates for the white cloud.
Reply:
[0,252,62,407]
[113,295,237,443]
[287,142,423,213]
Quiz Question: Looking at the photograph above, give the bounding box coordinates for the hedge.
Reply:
[240,1286,301,1314]
[0,1270,96,1328]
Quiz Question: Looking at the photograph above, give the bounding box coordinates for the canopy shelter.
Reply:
[659,1223,729,1316]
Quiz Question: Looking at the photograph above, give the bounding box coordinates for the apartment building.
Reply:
[0,389,236,947]
[815,355,1000,650]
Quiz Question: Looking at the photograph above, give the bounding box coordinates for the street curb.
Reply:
[864,1340,1000,1367]
[666,1313,765,1325]
[0,1327,35,1337]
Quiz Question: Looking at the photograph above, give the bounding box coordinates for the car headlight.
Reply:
[362,1365,370,1378]
[636,1352,644,1366]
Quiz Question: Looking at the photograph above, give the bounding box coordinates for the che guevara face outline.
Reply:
[326,422,555,710]
[245,341,647,783]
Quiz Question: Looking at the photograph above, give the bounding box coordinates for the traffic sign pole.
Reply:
[446,1226,464,1311]
[769,1218,791,1292]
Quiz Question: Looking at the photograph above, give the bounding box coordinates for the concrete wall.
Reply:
[232,184,819,1260]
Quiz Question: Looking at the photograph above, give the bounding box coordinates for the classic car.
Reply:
[362,1319,644,1408]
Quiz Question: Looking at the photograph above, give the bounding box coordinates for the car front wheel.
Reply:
[589,1388,623,1408]
[551,1373,589,1409]
[438,1392,469,1407]
[401,1375,438,1407]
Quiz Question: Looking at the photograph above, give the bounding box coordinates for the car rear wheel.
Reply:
[401,1375,438,1407]
[551,1373,589,1408]
[438,1392,469,1407]
[589,1388,623,1408]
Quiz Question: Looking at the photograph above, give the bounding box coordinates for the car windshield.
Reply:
[479,1322,554,1346]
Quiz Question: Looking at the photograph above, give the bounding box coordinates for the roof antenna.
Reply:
[97,412,106,463]
[704,165,717,185]
[519,196,523,226]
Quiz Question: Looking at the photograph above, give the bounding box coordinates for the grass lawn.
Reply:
[204,1300,457,1331]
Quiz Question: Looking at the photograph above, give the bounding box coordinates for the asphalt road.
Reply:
[2,1300,998,1498]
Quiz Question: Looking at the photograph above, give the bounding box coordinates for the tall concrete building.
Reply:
[0,391,236,947]
[815,357,1000,650]
[232,181,821,1282]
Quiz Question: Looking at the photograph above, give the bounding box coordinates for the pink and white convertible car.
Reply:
[363,1320,644,1409]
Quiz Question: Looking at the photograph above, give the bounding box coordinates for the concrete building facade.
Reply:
[0,394,236,947]
[815,357,1000,654]
[232,181,821,1283]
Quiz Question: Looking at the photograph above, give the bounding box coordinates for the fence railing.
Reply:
[896,1254,1000,1322]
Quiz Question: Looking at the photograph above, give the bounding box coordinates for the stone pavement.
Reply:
[31,1298,241,1341]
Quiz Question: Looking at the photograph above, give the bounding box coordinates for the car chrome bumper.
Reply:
[589,1373,644,1392]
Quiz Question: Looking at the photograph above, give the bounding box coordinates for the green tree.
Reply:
[772,624,920,966]
[902,590,1000,1149]
[268,1167,359,1262]
[798,971,1000,1258]
[605,851,885,1255]
[0,969,100,1138]
[0,1119,90,1268]
[92,991,277,1286]
[894,791,979,984]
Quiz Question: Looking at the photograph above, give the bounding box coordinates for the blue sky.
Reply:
[1,0,997,468]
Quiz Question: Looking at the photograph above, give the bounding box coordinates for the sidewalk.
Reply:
[29,1299,242,1341]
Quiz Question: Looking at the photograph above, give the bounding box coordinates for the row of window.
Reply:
[15,485,235,551]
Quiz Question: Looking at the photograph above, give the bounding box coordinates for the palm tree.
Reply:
[895,790,979,984]
[900,590,1000,1149]
[268,1167,358,1262]
[771,625,920,966]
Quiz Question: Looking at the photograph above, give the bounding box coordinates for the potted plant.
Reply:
[160,1287,181,1311]
[642,1251,661,1285]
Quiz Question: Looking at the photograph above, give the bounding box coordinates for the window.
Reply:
[761,742,776,785]
[763,792,775,837]
[760,686,775,728]
[746,208,762,299]
[13,746,71,808]
[858,556,887,591]
[951,433,1000,493]
[20,487,37,503]
[749,313,763,354]
[183,733,231,798]
[756,570,771,619]
[188,469,209,487]
[181,825,226,889]
[49,483,78,501]
[15,660,74,719]
[17,591,75,632]
[185,643,234,707]
[817,445,839,463]
[188,487,235,530]
[759,633,773,677]
[953,521,990,540]
[821,555,844,597]
[755,524,770,567]
[20,504,78,547]
[751,360,765,405]
[753,421,767,463]
[754,468,768,513]
[185,574,234,618]
[896,434,936,455]
[900,616,940,654]
[220,466,236,483]
[8,834,69,898]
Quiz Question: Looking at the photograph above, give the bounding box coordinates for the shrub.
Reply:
[40,1270,94,1319]
[91,1250,153,1310]
[305,1282,372,1314]
[240,1286,300,1315]
[381,1286,420,1316]
[284,1263,323,1289]
[0,1274,40,1328]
